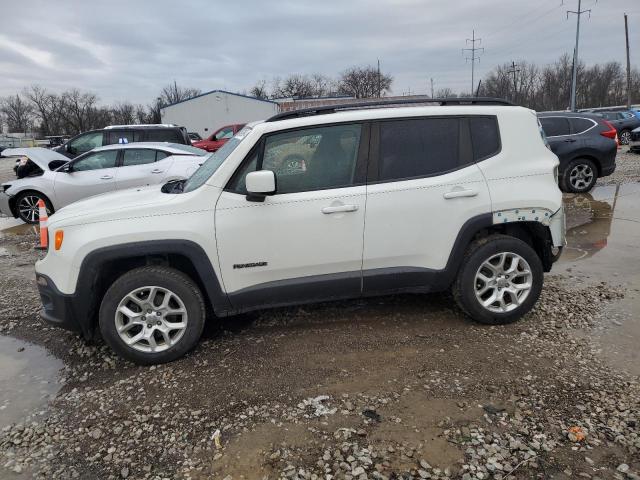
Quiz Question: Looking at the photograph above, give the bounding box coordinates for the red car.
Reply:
[192,124,245,152]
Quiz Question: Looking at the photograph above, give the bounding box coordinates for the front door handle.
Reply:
[443,188,478,199]
[564,138,576,143]
[100,175,113,180]
[321,204,359,214]
[151,169,164,174]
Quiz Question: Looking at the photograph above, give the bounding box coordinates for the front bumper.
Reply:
[0,191,14,217]
[36,273,84,335]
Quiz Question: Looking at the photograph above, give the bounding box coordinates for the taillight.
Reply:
[600,120,618,141]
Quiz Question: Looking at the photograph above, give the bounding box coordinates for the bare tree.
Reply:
[272,74,316,98]
[23,85,65,136]
[110,102,136,125]
[60,89,99,133]
[435,88,457,98]
[0,94,34,132]
[159,81,201,106]
[338,65,393,98]
[250,79,269,99]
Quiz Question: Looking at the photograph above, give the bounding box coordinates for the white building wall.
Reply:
[160,91,279,138]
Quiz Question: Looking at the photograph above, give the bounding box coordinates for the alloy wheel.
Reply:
[569,164,594,191]
[620,131,631,145]
[474,252,533,313]
[115,286,189,353]
[18,195,49,223]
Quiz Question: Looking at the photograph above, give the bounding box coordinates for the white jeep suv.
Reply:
[34,98,565,365]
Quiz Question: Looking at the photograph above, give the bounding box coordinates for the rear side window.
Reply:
[569,118,595,134]
[146,129,182,143]
[107,130,135,145]
[469,117,500,161]
[122,149,157,166]
[539,117,571,137]
[378,118,463,181]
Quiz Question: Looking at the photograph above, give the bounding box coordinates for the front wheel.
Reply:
[14,191,53,224]
[452,235,543,325]
[99,266,206,365]
[619,129,631,145]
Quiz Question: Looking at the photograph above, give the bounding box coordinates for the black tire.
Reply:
[619,129,631,146]
[99,266,206,365]
[560,158,598,193]
[452,234,544,325]
[14,191,53,224]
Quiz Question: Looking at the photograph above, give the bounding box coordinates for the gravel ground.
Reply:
[0,149,638,480]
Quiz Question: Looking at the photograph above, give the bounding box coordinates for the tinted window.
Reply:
[539,117,571,137]
[569,118,595,134]
[379,118,461,181]
[72,150,118,171]
[146,129,181,142]
[122,149,156,166]
[68,131,103,154]
[107,130,135,145]
[469,117,500,161]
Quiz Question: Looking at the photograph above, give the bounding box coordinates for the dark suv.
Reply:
[538,112,617,193]
[594,111,640,145]
[54,124,191,159]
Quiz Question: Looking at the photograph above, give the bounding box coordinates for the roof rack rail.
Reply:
[266,97,513,122]
[104,124,178,129]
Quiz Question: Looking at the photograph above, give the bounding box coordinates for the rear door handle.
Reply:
[564,138,576,143]
[443,188,478,199]
[100,175,113,180]
[321,204,358,214]
[151,169,164,174]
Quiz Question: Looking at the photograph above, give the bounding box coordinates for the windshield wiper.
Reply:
[161,179,186,194]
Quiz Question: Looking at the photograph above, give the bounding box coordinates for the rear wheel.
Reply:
[99,266,206,365]
[452,235,543,325]
[561,158,597,193]
[14,191,53,224]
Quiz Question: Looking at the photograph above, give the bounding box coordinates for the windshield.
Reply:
[182,126,252,193]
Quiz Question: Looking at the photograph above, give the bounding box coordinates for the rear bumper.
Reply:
[36,273,84,335]
[0,192,14,217]
[601,163,616,176]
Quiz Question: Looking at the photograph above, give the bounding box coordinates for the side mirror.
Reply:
[59,163,72,173]
[245,170,276,202]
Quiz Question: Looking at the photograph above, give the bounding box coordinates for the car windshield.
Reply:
[182,126,252,193]
[166,143,208,155]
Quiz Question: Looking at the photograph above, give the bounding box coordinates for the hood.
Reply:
[49,184,179,227]
[2,147,69,170]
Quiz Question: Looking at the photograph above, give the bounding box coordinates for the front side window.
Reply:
[539,117,571,137]
[378,118,461,181]
[68,131,103,154]
[122,149,157,166]
[72,150,118,171]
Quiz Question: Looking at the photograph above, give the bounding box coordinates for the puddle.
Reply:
[559,182,640,375]
[0,336,62,429]
[0,222,34,239]
[0,216,24,233]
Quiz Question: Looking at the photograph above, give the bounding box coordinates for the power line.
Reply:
[566,0,595,111]
[507,61,521,104]
[462,30,484,95]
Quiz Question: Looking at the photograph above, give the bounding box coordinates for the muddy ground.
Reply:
[0,151,639,480]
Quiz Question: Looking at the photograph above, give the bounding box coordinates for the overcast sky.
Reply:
[1,0,638,105]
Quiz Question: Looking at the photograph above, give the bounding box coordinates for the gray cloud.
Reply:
[0,0,638,104]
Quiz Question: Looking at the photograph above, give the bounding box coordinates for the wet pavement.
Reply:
[559,182,640,375]
[0,336,62,430]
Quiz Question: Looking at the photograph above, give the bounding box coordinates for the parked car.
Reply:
[630,127,640,153]
[191,124,245,152]
[53,124,191,159]
[188,132,202,143]
[593,111,640,145]
[33,98,565,364]
[0,143,207,223]
[537,112,617,193]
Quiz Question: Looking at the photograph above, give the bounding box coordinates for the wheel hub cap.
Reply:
[115,286,188,353]
[569,164,594,190]
[474,252,533,313]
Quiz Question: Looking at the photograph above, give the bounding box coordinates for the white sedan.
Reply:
[0,143,208,223]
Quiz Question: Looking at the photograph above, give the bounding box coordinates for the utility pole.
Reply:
[430,78,434,98]
[377,58,381,98]
[567,0,593,111]
[463,30,484,96]
[625,13,632,109]
[507,61,521,104]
